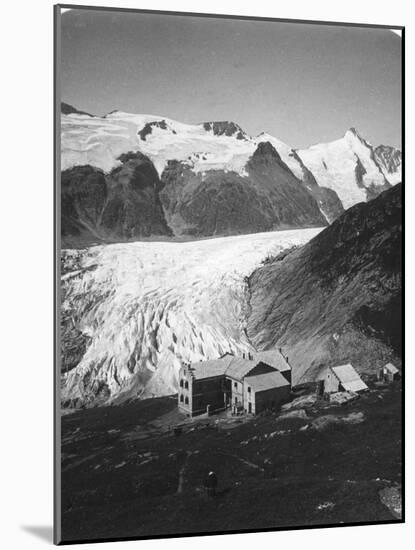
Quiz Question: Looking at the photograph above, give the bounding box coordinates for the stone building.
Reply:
[178,349,291,416]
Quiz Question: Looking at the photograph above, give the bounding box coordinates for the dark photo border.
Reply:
[54,4,405,545]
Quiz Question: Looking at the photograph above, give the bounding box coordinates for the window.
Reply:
[185,396,189,405]
[247,386,251,393]
[179,379,184,388]
[185,381,189,389]
[234,382,237,388]
[180,394,184,402]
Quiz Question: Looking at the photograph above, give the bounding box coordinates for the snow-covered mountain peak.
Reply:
[61,103,401,216]
[344,127,373,149]
[296,129,391,209]
[345,126,363,139]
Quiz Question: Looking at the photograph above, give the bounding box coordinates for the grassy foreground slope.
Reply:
[61,380,401,542]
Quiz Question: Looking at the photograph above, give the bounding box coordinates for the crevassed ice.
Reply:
[61,228,322,404]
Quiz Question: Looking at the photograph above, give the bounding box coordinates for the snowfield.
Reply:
[61,111,304,178]
[61,110,400,218]
[61,228,322,406]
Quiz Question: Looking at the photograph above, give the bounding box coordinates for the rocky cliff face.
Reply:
[61,152,172,246]
[374,145,402,185]
[247,184,402,384]
[159,142,327,237]
[61,102,94,117]
[202,120,248,140]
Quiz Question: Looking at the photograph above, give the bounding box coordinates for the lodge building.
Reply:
[178,349,291,416]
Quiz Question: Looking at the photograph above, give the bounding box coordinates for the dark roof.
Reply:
[225,357,259,380]
[245,371,290,392]
[186,355,233,380]
[185,348,291,382]
[253,350,291,373]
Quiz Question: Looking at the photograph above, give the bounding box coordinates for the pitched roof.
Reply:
[188,355,233,380]
[331,364,368,393]
[186,348,291,382]
[253,350,291,373]
[245,370,290,392]
[384,363,399,375]
[225,357,258,380]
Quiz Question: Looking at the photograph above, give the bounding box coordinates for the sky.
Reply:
[60,9,402,149]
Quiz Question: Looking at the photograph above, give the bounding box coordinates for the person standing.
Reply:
[204,471,218,497]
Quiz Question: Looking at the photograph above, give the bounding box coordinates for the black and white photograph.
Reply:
[55,4,403,545]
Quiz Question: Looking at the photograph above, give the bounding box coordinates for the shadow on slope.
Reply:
[247,184,402,383]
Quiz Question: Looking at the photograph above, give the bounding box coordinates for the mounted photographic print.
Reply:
[54,4,404,545]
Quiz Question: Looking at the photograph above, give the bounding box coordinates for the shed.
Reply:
[320,364,368,394]
[178,356,234,416]
[379,363,400,383]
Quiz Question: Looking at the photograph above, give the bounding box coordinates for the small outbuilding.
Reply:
[319,364,368,394]
[378,363,400,383]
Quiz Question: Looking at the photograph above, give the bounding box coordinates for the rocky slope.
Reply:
[159,142,326,236]
[247,184,402,384]
[61,152,172,246]
[61,102,94,117]
[374,144,402,185]
[61,104,401,243]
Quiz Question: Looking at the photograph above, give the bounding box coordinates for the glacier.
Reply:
[61,228,322,407]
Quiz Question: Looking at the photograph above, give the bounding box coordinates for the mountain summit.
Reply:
[60,104,401,244]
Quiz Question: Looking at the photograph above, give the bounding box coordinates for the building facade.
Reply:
[178,350,291,416]
[243,370,291,415]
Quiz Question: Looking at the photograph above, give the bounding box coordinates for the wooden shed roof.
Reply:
[384,363,399,374]
[331,364,368,393]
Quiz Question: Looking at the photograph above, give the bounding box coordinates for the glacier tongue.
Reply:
[61,228,322,407]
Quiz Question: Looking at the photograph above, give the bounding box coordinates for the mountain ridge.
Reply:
[61,102,401,244]
[246,183,402,384]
